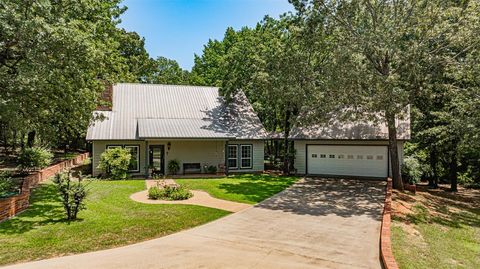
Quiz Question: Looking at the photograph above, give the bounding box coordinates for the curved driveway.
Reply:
[3,178,385,269]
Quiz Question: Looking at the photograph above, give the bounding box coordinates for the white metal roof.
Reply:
[289,107,411,140]
[86,83,268,140]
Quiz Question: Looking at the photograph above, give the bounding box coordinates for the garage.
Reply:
[306,144,388,178]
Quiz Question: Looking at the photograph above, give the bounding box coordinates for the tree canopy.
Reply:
[0,0,189,151]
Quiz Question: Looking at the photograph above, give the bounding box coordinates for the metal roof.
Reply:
[289,107,411,140]
[86,84,268,140]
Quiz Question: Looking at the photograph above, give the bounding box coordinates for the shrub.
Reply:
[53,172,88,220]
[98,148,131,179]
[204,165,217,174]
[148,186,163,199]
[168,159,180,175]
[148,184,192,200]
[0,172,20,198]
[402,156,422,184]
[17,147,53,172]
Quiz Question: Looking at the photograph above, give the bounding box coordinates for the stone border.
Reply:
[380,178,399,269]
[0,152,89,222]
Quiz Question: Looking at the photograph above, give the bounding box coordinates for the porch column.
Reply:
[224,140,229,176]
[145,140,149,178]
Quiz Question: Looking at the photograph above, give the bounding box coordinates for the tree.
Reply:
[292,0,480,190]
[217,16,329,173]
[0,0,150,151]
[147,57,190,85]
[190,28,238,87]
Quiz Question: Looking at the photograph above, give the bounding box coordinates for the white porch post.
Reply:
[145,140,149,178]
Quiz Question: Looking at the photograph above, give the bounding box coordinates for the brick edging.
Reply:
[0,152,89,222]
[380,178,399,269]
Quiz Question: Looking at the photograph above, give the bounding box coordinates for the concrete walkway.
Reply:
[129,179,251,212]
[3,178,385,269]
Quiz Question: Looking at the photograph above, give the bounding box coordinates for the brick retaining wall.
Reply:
[0,152,89,222]
[380,178,399,269]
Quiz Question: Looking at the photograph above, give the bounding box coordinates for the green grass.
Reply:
[176,174,299,204]
[0,180,229,266]
[391,194,480,269]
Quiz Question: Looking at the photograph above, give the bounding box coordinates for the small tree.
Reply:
[17,147,53,173]
[53,171,88,220]
[98,148,131,179]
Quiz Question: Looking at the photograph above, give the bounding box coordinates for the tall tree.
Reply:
[218,16,329,173]
[292,0,480,190]
[0,0,146,149]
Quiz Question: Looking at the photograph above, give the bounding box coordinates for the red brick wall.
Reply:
[96,84,113,111]
[0,152,89,223]
[380,178,399,269]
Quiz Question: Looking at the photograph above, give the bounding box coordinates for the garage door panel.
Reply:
[307,145,388,178]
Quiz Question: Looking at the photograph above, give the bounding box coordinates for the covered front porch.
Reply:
[91,139,263,177]
[144,139,228,177]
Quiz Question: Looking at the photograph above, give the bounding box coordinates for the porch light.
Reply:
[167,142,171,151]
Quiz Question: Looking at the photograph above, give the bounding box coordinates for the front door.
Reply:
[149,145,165,175]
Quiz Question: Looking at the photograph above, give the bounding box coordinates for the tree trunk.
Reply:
[283,109,291,174]
[27,130,36,148]
[386,111,404,190]
[429,149,438,188]
[20,132,25,151]
[450,153,458,192]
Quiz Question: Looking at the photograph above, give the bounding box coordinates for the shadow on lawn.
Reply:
[217,174,297,203]
[0,184,77,235]
[255,177,385,219]
[402,189,480,229]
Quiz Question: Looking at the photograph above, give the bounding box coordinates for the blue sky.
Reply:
[119,0,293,70]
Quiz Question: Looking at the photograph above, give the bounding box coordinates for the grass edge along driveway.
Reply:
[0,180,229,266]
[176,174,299,204]
[0,174,298,266]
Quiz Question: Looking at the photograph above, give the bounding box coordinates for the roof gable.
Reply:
[86,84,268,140]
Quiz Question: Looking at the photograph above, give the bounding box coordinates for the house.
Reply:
[289,111,411,178]
[86,83,268,177]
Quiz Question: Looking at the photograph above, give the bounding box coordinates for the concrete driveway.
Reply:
[3,178,385,269]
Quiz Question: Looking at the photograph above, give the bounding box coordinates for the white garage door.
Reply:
[307,145,388,178]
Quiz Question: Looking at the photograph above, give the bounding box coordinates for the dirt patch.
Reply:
[393,184,480,220]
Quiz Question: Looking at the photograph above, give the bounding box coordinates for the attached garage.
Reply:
[306,144,388,178]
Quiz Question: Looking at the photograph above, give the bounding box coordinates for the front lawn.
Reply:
[0,180,229,266]
[391,186,480,269]
[176,174,299,204]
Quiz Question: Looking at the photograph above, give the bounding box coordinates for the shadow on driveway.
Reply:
[256,177,385,219]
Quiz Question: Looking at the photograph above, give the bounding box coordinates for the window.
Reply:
[125,146,140,171]
[347,155,354,159]
[106,145,140,172]
[311,154,318,158]
[240,145,253,169]
[106,145,122,150]
[376,155,384,160]
[338,154,344,159]
[227,145,238,169]
[320,154,326,158]
[366,155,374,160]
[329,154,335,158]
[357,155,363,159]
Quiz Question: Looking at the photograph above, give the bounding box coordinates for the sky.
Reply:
[119,0,294,70]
